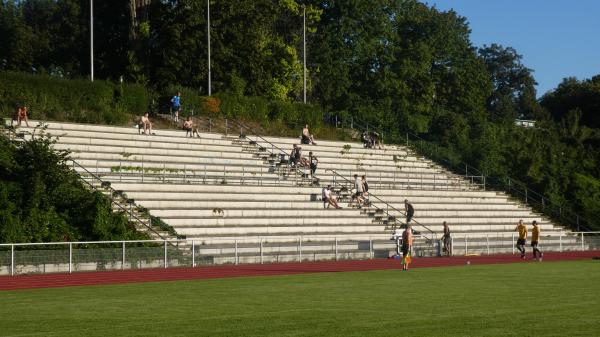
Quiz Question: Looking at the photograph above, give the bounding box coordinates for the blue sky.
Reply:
[428,0,600,96]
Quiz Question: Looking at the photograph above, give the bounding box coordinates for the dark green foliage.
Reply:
[0,0,599,231]
[0,71,149,123]
[0,132,148,243]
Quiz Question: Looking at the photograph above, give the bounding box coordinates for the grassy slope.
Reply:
[0,261,599,337]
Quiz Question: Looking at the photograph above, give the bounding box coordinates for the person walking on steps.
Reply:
[171,91,182,122]
[515,219,527,259]
[442,221,452,257]
[531,220,543,261]
[405,199,414,225]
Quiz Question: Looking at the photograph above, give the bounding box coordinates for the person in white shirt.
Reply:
[353,174,364,204]
[322,185,341,209]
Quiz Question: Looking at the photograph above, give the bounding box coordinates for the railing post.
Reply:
[122,241,126,270]
[369,239,373,259]
[11,244,14,276]
[559,232,563,252]
[335,237,338,261]
[260,238,263,264]
[512,233,515,254]
[225,118,228,136]
[192,240,195,267]
[464,235,468,256]
[69,242,73,274]
[486,234,490,255]
[525,189,528,204]
[581,233,585,251]
[406,133,409,146]
[298,236,302,262]
[164,240,168,268]
[235,240,238,265]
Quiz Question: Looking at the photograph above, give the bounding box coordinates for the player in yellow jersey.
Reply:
[515,219,527,259]
[531,220,543,261]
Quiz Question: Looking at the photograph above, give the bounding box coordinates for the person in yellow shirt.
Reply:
[515,219,527,259]
[531,220,543,261]
[401,225,413,270]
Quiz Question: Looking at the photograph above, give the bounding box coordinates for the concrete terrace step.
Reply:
[8,120,575,264]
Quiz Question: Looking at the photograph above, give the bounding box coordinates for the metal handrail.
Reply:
[226,118,317,182]
[0,122,171,241]
[325,114,593,232]
[326,169,437,241]
[69,160,170,240]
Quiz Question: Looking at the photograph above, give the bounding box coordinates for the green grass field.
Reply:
[1,261,599,336]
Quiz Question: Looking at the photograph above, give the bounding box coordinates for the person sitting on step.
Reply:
[289,144,300,167]
[139,112,154,135]
[16,106,29,127]
[301,124,317,145]
[323,185,342,209]
[183,116,200,138]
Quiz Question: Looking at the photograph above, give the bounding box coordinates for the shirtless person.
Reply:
[140,112,153,135]
[301,124,316,145]
[183,116,200,138]
[16,106,29,127]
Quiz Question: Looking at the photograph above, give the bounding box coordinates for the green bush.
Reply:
[0,71,149,125]
[0,131,149,243]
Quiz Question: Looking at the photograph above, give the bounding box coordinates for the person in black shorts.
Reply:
[309,151,318,177]
[405,199,414,224]
[515,219,527,259]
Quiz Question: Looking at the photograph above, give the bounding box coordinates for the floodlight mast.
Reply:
[90,0,94,82]
[207,0,211,96]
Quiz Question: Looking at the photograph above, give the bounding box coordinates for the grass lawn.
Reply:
[0,260,599,336]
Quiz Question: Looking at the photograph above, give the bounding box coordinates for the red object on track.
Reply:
[1,251,598,291]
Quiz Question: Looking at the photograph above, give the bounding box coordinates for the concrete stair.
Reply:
[11,120,585,261]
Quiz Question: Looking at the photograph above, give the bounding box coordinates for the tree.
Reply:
[478,43,539,121]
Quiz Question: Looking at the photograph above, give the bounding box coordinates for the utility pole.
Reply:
[207,0,211,96]
[90,0,94,81]
[303,5,306,103]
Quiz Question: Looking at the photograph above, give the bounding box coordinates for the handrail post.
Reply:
[559,232,563,252]
[298,236,302,262]
[260,238,263,264]
[235,240,238,265]
[11,244,14,276]
[69,242,73,274]
[486,234,490,255]
[581,232,585,251]
[164,240,168,268]
[464,235,468,255]
[122,241,126,270]
[335,237,338,261]
[192,240,195,267]
[369,239,373,259]
[512,233,515,254]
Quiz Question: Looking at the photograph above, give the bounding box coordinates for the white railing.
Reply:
[1,232,598,276]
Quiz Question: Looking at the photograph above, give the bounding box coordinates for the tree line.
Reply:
[1,0,598,229]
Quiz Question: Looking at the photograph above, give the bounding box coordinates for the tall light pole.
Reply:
[90,0,94,82]
[207,0,211,96]
[303,5,306,103]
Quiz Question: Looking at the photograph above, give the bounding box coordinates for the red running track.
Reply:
[1,251,599,291]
